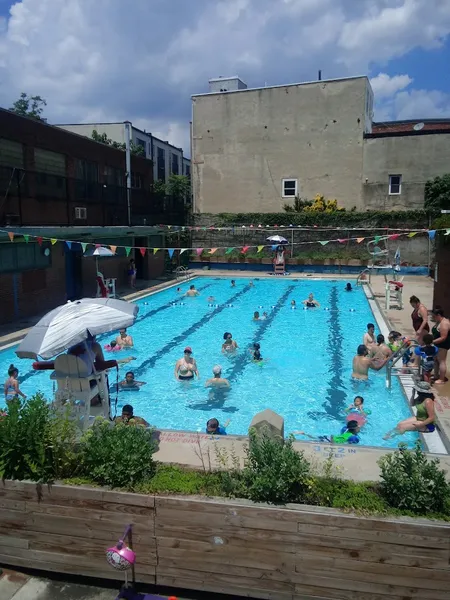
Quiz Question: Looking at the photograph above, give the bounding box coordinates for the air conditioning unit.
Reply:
[74,207,87,220]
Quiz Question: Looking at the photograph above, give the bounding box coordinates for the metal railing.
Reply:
[385,340,421,389]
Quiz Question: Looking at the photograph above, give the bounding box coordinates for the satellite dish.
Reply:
[413,122,425,131]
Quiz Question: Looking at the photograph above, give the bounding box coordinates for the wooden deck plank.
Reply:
[25,500,154,518]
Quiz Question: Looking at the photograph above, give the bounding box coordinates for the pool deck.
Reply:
[1,270,450,481]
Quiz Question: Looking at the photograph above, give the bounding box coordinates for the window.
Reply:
[74,207,87,220]
[0,138,24,168]
[0,242,51,274]
[136,138,147,153]
[185,164,191,178]
[389,174,402,195]
[131,172,142,188]
[76,159,98,182]
[34,148,66,175]
[157,147,166,181]
[282,179,298,198]
[171,153,179,175]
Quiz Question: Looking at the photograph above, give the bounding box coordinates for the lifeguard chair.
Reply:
[96,272,117,298]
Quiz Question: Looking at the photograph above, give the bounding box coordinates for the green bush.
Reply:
[378,442,450,514]
[225,431,311,505]
[0,394,78,483]
[135,464,222,495]
[79,418,157,489]
[307,478,388,513]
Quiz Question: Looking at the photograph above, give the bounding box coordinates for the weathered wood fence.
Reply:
[1,480,449,600]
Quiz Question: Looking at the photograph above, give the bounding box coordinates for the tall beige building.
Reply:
[191,76,450,213]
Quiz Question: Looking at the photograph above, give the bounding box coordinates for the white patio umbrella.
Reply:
[16,297,139,360]
[266,235,288,244]
[84,246,116,272]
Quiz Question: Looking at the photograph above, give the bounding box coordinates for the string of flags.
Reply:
[1,227,448,257]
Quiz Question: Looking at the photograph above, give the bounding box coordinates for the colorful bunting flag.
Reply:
[37,237,43,246]
[428,230,436,240]
[225,247,234,255]
[125,247,131,256]
[337,239,346,244]
[196,248,203,256]
[168,248,175,258]
[152,248,159,255]
[389,234,400,240]
[140,248,146,257]
[110,245,117,254]
[209,248,218,255]
[257,245,264,253]
[374,236,381,244]
[51,238,57,245]
[408,232,418,238]
[23,235,29,243]
[356,238,365,244]
[66,241,72,250]
[180,248,188,254]
[81,242,87,252]
[7,232,14,242]
[445,229,450,236]
[319,241,329,246]
[241,246,250,253]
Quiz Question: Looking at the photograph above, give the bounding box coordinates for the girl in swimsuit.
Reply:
[302,293,320,308]
[431,308,450,384]
[409,295,429,345]
[222,332,238,353]
[4,365,26,402]
[174,346,199,381]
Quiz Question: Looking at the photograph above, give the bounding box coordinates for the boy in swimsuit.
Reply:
[116,328,134,348]
[414,333,438,383]
[115,404,149,427]
[206,417,229,435]
[294,420,361,444]
[119,372,145,389]
[174,347,199,380]
[363,323,376,350]
[185,285,200,297]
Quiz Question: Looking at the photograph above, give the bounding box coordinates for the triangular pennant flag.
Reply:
[168,248,175,258]
[95,244,101,249]
[180,248,188,254]
[337,239,346,244]
[356,237,365,244]
[109,245,117,254]
[125,247,131,256]
[319,241,329,246]
[51,238,57,245]
[408,232,418,238]
[196,248,203,256]
[257,245,264,253]
[152,248,159,255]
[374,235,381,244]
[23,234,29,243]
[66,241,72,250]
[7,232,14,242]
[445,229,450,236]
[209,248,218,255]
[37,237,43,246]
[140,247,146,257]
[81,242,87,252]
[389,234,400,241]
[428,230,436,240]
[168,225,172,230]
[225,247,234,255]
[241,246,250,253]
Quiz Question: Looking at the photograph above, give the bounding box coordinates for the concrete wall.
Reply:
[192,77,369,213]
[363,133,450,210]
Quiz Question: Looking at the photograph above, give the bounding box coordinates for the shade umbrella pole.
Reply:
[291,229,294,258]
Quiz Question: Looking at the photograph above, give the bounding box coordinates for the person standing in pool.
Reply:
[431,308,450,384]
[370,334,392,367]
[363,323,376,350]
[185,284,200,297]
[352,345,388,380]
[116,328,134,348]
[253,311,260,321]
[4,365,26,402]
[205,365,230,389]
[174,346,199,381]
[302,293,320,308]
[222,332,238,353]
[231,280,236,287]
[345,283,353,291]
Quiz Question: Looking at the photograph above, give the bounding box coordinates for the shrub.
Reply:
[135,464,222,495]
[307,478,388,513]
[378,442,450,514]
[228,431,311,505]
[79,418,157,489]
[0,394,78,483]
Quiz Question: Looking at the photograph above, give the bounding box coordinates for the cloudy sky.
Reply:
[0,0,449,155]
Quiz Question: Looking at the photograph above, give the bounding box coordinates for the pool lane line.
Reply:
[226,284,296,384]
[17,283,215,385]
[307,284,347,421]
[131,284,254,378]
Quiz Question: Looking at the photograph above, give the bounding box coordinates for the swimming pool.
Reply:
[0,277,419,448]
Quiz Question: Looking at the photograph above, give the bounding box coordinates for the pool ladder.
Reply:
[385,340,421,389]
[175,265,191,282]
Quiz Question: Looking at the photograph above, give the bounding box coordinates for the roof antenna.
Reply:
[318,70,322,81]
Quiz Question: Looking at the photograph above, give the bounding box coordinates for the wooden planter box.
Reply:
[1,480,449,600]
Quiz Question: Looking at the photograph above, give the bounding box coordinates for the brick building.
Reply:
[0,109,187,325]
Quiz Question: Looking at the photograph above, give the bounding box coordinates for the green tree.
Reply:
[10,92,47,120]
[166,174,191,201]
[91,130,145,157]
[424,174,450,212]
[152,179,167,197]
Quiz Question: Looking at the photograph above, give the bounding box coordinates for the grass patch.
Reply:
[135,464,223,496]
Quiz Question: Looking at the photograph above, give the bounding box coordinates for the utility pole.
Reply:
[124,121,132,226]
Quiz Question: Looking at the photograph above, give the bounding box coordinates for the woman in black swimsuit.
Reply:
[174,346,199,381]
[302,293,320,308]
[431,308,450,384]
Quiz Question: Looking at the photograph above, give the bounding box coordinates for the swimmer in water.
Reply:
[119,372,146,389]
[185,284,200,297]
[369,334,392,367]
[291,300,296,307]
[262,311,268,319]
[249,281,254,287]
[352,344,388,380]
[205,365,230,389]
[253,311,260,321]
[174,346,199,381]
[250,343,264,362]
[231,280,236,287]
[294,420,361,444]
[176,287,182,293]
[222,332,238,353]
[363,323,376,350]
[302,293,320,308]
[207,296,215,302]
[345,283,353,291]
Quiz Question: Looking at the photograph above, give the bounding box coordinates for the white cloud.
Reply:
[0,0,449,152]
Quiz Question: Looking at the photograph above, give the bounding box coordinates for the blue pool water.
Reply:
[0,277,418,448]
